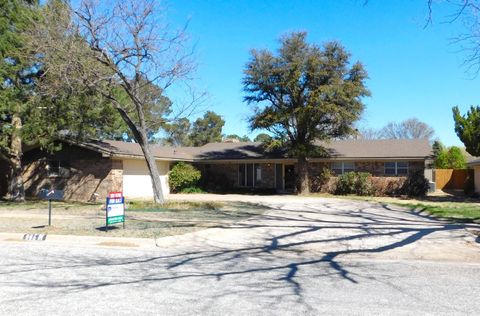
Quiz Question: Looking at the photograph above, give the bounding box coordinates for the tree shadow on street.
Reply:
[2,200,479,304]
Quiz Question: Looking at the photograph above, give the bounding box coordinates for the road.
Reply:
[1,196,480,315]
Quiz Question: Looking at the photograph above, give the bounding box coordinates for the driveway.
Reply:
[1,196,480,315]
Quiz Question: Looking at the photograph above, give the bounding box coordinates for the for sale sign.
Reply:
[106,192,125,227]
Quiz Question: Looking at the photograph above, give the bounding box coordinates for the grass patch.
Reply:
[310,193,480,223]
[401,203,480,222]
[0,200,266,238]
[126,200,222,212]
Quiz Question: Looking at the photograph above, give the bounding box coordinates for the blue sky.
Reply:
[166,0,480,146]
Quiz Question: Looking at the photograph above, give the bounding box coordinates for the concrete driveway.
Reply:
[1,195,480,315]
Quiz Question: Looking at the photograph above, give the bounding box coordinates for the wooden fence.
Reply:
[434,169,473,190]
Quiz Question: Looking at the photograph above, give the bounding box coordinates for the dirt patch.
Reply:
[97,241,139,247]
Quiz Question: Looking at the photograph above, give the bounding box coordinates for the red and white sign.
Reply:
[108,192,123,198]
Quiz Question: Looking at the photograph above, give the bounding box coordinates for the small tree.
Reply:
[243,32,369,193]
[432,140,444,159]
[434,145,467,169]
[453,106,480,156]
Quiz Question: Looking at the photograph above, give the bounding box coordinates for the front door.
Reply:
[284,164,295,192]
[275,163,283,191]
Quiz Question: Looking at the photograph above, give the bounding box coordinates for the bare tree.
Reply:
[30,0,197,203]
[426,0,480,74]
[357,127,382,140]
[380,118,435,140]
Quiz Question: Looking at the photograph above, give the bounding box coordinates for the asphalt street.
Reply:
[1,196,479,315]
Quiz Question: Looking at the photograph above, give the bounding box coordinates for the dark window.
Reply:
[384,162,396,175]
[246,164,254,187]
[397,162,409,175]
[254,164,262,185]
[48,160,70,178]
[331,161,355,175]
[238,164,246,186]
[238,163,261,187]
[384,162,409,175]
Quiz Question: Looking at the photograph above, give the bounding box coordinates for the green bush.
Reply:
[169,162,201,193]
[335,172,373,196]
[181,187,204,194]
[401,170,429,196]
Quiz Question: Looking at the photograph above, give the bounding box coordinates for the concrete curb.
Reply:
[0,232,158,249]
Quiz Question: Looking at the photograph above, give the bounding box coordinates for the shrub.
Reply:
[180,187,204,194]
[401,170,429,197]
[370,177,405,196]
[335,172,373,196]
[200,172,234,192]
[310,168,333,193]
[463,172,475,197]
[169,162,201,193]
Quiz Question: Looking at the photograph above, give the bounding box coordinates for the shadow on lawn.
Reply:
[4,200,479,303]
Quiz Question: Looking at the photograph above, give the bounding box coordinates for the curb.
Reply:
[0,232,158,249]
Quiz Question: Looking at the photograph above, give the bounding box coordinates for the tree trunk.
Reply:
[7,113,25,202]
[297,155,310,195]
[137,132,165,204]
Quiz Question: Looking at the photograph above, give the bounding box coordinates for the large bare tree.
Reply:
[31,0,196,203]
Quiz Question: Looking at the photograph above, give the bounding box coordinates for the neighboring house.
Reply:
[3,138,432,201]
[468,158,480,193]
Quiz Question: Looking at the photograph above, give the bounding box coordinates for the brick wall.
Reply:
[22,144,123,202]
[23,158,123,202]
[196,160,425,193]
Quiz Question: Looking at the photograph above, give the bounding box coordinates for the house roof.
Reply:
[468,158,480,166]
[78,139,195,160]
[71,138,432,161]
[316,139,432,159]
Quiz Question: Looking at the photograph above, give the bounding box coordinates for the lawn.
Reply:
[312,193,480,223]
[0,199,266,238]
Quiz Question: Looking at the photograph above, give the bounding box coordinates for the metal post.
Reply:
[48,199,52,226]
[105,198,108,232]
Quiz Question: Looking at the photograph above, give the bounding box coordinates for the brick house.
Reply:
[1,138,433,201]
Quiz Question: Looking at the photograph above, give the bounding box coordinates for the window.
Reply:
[238,163,262,187]
[47,160,70,178]
[384,162,409,176]
[331,161,355,175]
[384,162,396,175]
[238,164,246,186]
[254,164,262,183]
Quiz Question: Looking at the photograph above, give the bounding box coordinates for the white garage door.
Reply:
[122,159,170,199]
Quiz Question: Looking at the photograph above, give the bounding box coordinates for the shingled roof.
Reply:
[72,138,432,161]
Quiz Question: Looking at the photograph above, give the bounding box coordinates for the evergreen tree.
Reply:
[163,118,192,146]
[189,111,225,146]
[0,0,41,200]
[453,105,480,156]
[243,32,369,193]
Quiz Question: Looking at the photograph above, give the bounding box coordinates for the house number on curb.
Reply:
[105,191,125,231]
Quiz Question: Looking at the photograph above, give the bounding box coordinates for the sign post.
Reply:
[39,189,64,226]
[105,192,125,232]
